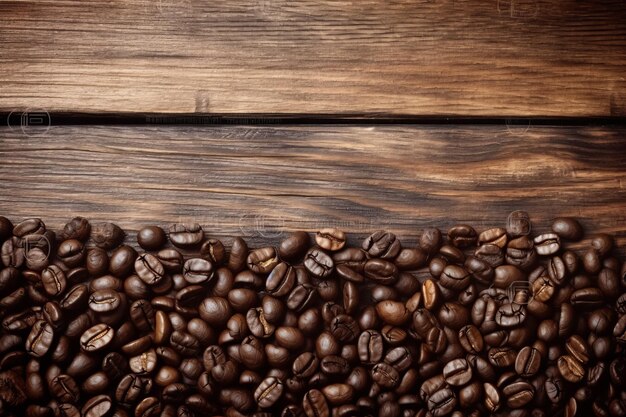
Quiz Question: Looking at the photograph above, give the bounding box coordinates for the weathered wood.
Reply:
[1,1,625,116]
[0,125,624,256]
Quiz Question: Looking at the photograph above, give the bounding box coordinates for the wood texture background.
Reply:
[0,124,624,255]
[1,0,625,116]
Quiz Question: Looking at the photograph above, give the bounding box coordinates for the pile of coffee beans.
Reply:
[0,213,625,417]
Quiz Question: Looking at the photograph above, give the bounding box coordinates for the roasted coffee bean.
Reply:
[182,258,214,284]
[558,355,585,382]
[303,389,329,417]
[50,374,80,403]
[394,248,427,271]
[278,231,310,261]
[136,226,166,251]
[108,245,137,278]
[80,324,114,352]
[134,253,165,285]
[443,358,472,386]
[459,325,483,354]
[371,362,399,389]
[362,231,401,259]
[363,259,398,285]
[440,265,470,291]
[448,224,477,248]
[315,228,346,252]
[591,233,613,257]
[91,222,124,250]
[168,224,203,248]
[89,289,122,313]
[358,330,383,364]
[428,387,457,417]
[375,300,409,326]
[320,355,350,375]
[552,217,583,241]
[265,262,296,296]
[534,233,561,256]
[25,320,54,357]
[303,248,333,279]
[41,265,67,297]
[330,314,359,343]
[254,376,283,408]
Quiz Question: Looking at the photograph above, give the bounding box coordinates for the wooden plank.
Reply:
[0,124,625,256]
[1,0,625,116]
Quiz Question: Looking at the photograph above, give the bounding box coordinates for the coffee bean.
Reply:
[246,247,279,275]
[363,259,398,285]
[277,231,310,261]
[80,324,114,352]
[182,258,214,284]
[534,233,561,256]
[559,357,585,384]
[458,325,483,354]
[91,222,124,250]
[502,380,534,408]
[168,224,203,248]
[303,389,329,417]
[50,374,80,403]
[375,300,409,326]
[443,358,472,386]
[371,362,399,388]
[315,228,346,252]
[448,224,477,248]
[591,233,613,257]
[362,231,401,259]
[254,376,283,409]
[303,248,333,279]
[134,253,164,285]
[89,289,122,313]
[136,226,166,251]
[25,320,54,357]
[552,217,583,241]
[266,262,296,296]
[438,267,468,293]
[320,355,350,375]
[41,265,67,297]
[428,387,457,417]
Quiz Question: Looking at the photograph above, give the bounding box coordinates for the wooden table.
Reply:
[1,0,625,254]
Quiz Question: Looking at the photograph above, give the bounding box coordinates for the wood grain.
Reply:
[0,124,625,256]
[1,0,625,116]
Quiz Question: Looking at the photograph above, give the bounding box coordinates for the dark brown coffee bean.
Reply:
[89,289,121,313]
[246,307,275,338]
[129,349,158,374]
[515,346,542,377]
[362,231,401,259]
[168,224,203,248]
[488,347,516,368]
[439,244,465,263]
[265,262,296,296]
[136,226,166,251]
[495,303,527,328]
[363,259,398,285]
[80,324,114,352]
[570,287,604,308]
[448,224,477,248]
[134,253,165,285]
[323,383,354,406]
[394,248,428,271]
[303,389,329,417]
[552,218,583,241]
[41,265,67,297]
[558,355,584,382]
[459,325,483,354]
[287,284,316,312]
[440,265,471,291]
[25,320,54,357]
[108,245,136,278]
[50,374,80,404]
[591,233,613,257]
[428,387,457,417]
[502,380,534,409]
[135,397,161,417]
[91,222,124,250]
[277,231,309,262]
[371,362,399,388]
[330,314,359,343]
[375,300,409,326]
[254,376,283,409]
[443,358,472,386]
[320,355,350,376]
[182,258,214,284]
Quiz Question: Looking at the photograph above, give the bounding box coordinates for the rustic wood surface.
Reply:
[1,0,625,117]
[0,124,624,256]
